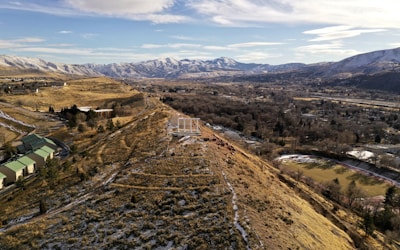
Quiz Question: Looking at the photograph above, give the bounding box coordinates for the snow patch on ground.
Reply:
[222,171,250,250]
[276,154,322,164]
[347,150,375,160]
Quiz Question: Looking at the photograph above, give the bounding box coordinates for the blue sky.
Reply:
[0,0,399,65]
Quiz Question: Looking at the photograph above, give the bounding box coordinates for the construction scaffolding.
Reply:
[177,118,201,136]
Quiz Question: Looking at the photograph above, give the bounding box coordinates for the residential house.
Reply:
[17,156,36,174]
[0,172,6,189]
[0,161,27,184]
[17,134,58,154]
[40,146,55,159]
[26,148,50,169]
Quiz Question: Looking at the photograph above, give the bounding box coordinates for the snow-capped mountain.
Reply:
[0,55,102,76]
[1,47,400,79]
[85,57,306,78]
[324,47,400,77]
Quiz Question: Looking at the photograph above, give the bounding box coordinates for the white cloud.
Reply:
[12,46,139,60]
[203,45,234,51]
[3,0,400,27]
[14,47,94,55]
[0,41,19,49]
[140,13,188,23]
[170,35,196,41]
[228,42,284,48]
[0,1,81,16]
[296,42,358,56]
[188,0,400,28]
[65,0,174,15]
[64,0,188,23]
[47,43,75,47]
[141,43,201,49]
[0,0,188,23]
[0,37,44,48]
[235,51,282,63]
[81,33,98,39]
[58,30,72,34]
[15,37,45,43]
[304,26,386,41]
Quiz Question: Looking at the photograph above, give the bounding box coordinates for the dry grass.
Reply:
[1,77,139,111]
[200,127,356,249]
[0,77,392,249]
[281,161,391,197]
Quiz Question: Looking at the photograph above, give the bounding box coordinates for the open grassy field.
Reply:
[0,77,139,112]
[0,77,143,144]
[280,159,391,197]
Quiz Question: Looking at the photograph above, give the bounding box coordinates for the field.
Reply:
[0,77,138,112]
[0,77,143,145]
[279,156,391,197]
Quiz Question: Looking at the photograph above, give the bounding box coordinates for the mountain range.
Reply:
[1,47,400,79]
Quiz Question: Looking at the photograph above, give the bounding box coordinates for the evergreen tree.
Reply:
[385,186,397,207]
[363,213,375,236]
[106,119,115,131]
[97,125,105,133]
[39,199,47,214]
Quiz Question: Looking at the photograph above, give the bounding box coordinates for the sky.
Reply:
[0,0,399,65]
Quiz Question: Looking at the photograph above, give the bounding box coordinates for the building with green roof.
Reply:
[17,133,57,154]
[40,145,55,159]
[17,156,36,174]
[0,172,6,189]
[0,161,27,184]
[26,151,45,169]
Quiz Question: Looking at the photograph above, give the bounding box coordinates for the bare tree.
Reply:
[346,180,365,208]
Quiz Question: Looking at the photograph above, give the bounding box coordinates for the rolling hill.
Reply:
[0,78,381,249]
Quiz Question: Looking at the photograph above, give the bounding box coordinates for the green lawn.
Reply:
[281,160,391,197]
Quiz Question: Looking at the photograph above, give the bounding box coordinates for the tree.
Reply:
[48,106,54,113]
[87,118,97,129]
[15,176,25,188]
[39,199,47,214]
[78,123,86,133]
[106,119,115,131]
[323,178,342,202]
[97,125,105,133]
[346,180,364,208]
[116,120,122,129]
[4,142,15,159]
[375,134,382,143]
[384,186,397,207]
[363,212,375,236]
[75,112,87,125]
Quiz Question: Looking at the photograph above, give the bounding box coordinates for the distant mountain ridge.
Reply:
[323,47,400,77]
[84,57,307,78]
[0,55,102,76]
[1,47,400,79]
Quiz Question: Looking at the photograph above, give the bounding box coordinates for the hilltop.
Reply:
[0,77,389,249]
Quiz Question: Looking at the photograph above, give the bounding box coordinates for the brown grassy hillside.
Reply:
[0,77,388,249]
